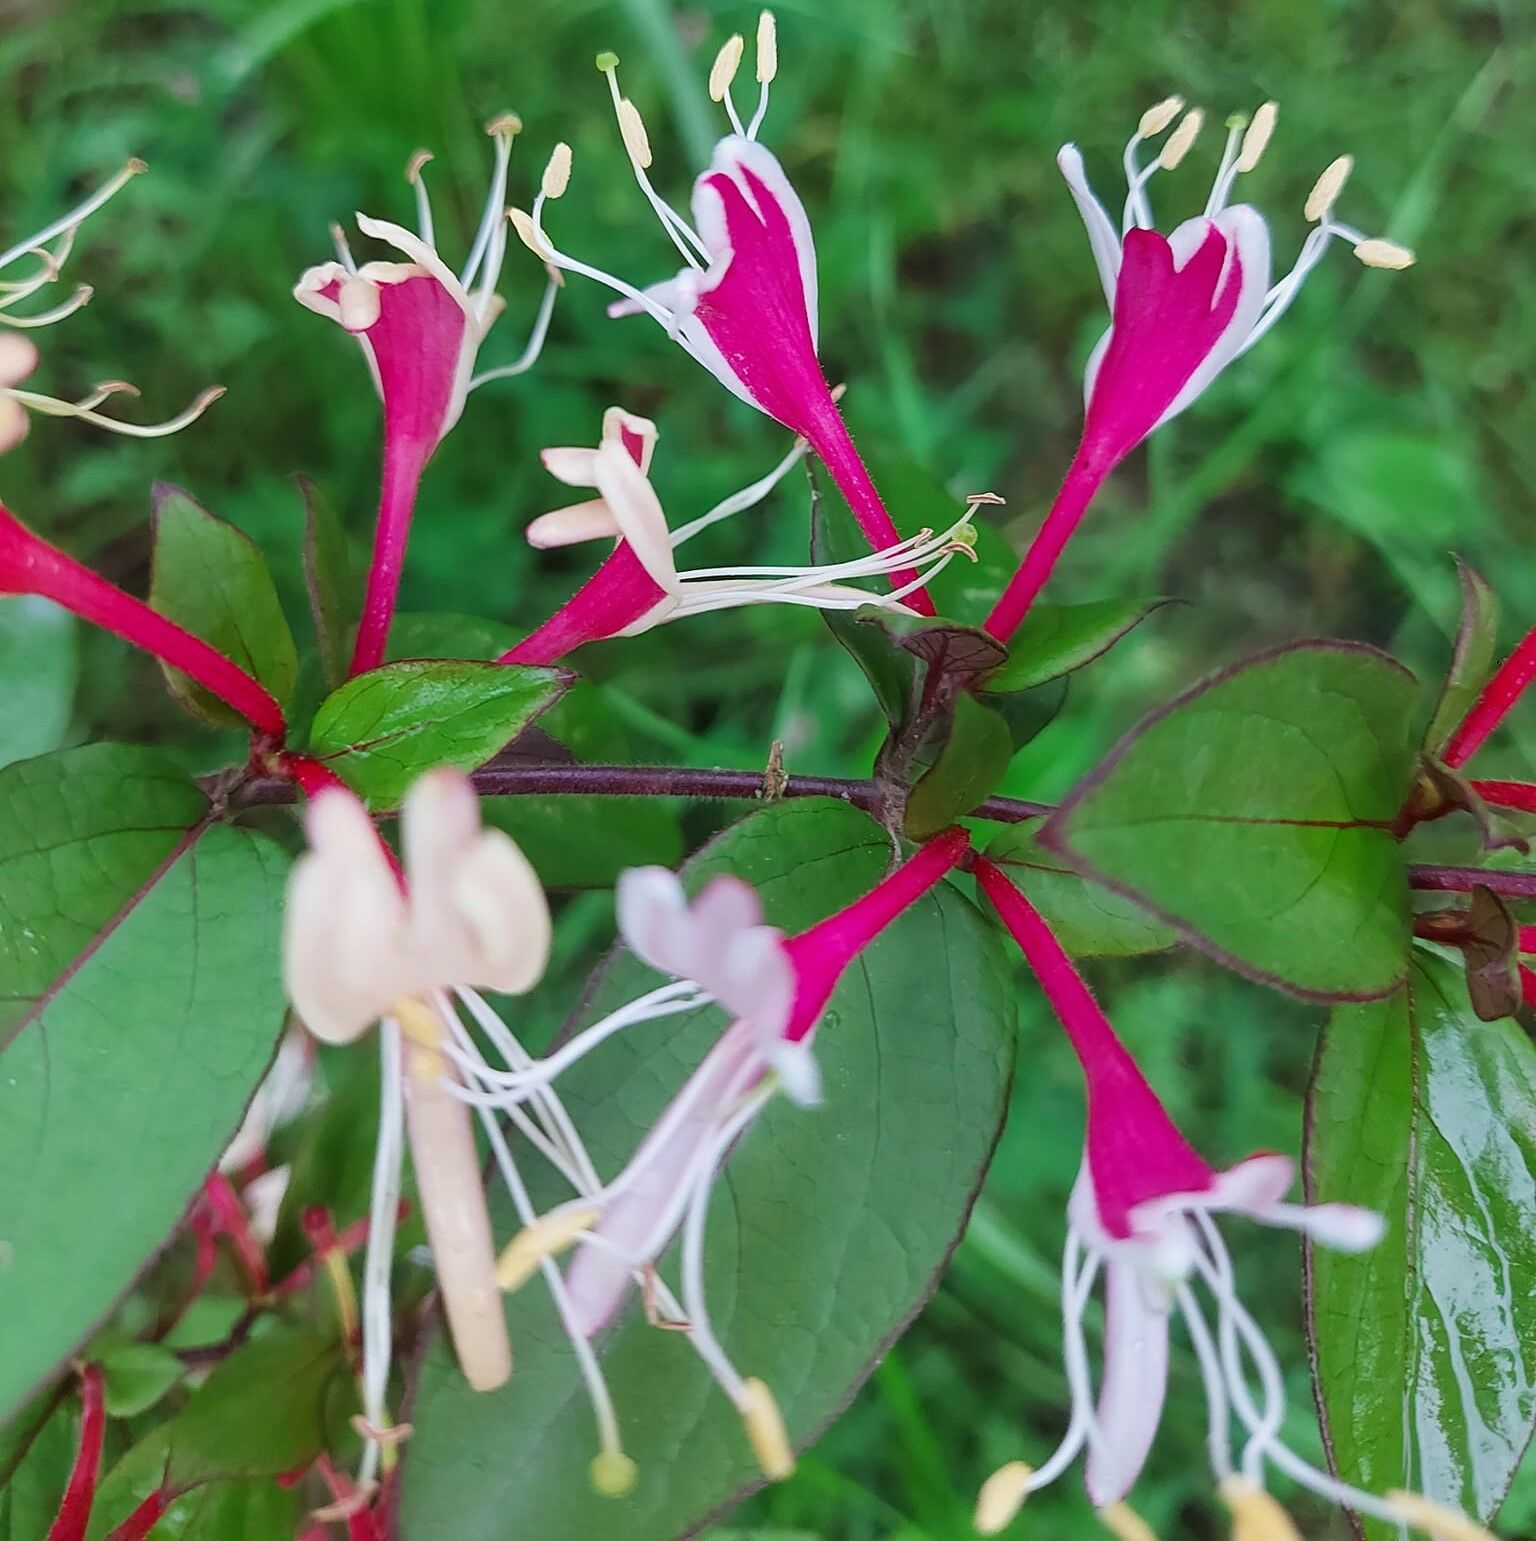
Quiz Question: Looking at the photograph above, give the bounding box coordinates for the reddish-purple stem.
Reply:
[103,1493,168,1541]
[1471,778,1536,815]
[1444,624,1536,768]
[45,1364,105,1541]
[1409,863,1536,900]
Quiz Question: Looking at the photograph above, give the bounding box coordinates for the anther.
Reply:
[405,149,433,184]
[617,99,653,170]
[1101,1501,1159,1541]
[486,112,522,138]
[1159,108,1205,170]
[1235,101,1277,172]
[974,1461,1031,1535]
[126,157,148,176]
[1218,1477,1301,1541]
[709,34,746,102]
[740,1378,794,1481]
[542,143,573,200]
[1384,1490,1497,1541]
[756,11,778,84]
[508,208,553,259]
[495,1206,601,1291]
[589,1449,638,1498]
[1138,95,1185,139]
[1305,154,1353,222]
[1353,237,1416,270]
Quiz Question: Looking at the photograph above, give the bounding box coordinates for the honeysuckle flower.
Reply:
[475,829,971,1487]
[985,100,1416,641]
[295,116,559,675]
[502,406,974,666]
[284,772,553,1475]
[972,859,1495,1541]
[510,13,935,613]
[0,501,286,737]
[0,159,223,450]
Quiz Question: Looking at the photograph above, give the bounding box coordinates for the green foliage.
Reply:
[1424,560,1499,754]
[305,657,568,804]
[149,482,299,724]
[0,599,76,769]
[98,1343,185,1419]
[982,597,1170,695]
[905,691,1011,837]
[1041,641,1421,999]
[1308,950,1536,1534]
[299,474,356,689]
[400,799,1016,1541]
[0,745,288,1419]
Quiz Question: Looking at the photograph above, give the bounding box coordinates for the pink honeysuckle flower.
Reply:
[0,159,223,451]
[0,501,286,738]
[477,828,971,1488]
[509,13,936,614]
[972,859,1494,1541]
[294,117,559,676]
[985,100,1416,642]
[501,405,975,667]
[285,772,554,1475]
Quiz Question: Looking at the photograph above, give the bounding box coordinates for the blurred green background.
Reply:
[3,0,1535,1535]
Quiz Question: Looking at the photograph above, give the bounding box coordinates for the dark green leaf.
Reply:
[99,1343,184,1418]
[0,746,289,1418]
[0,1397,76,1541]
[149,482,298,726]
[386,611,520,663]
[985,824,1178,957]
[298,475,356,690]
[1307,950,1536,1534]
[905,692,1012,839]
[399,798,1016,1541]
[1425,559,1499,754]
[982,597,1170,695]
[1041,640,1419,1000]
[0,598,77,769]
[306,659,568,806]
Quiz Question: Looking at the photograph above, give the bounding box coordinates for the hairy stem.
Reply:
[1409,863,1536,900]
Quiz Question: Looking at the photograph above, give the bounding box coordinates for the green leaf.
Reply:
[1307,950,1536,1534]
[149,482,298,726]
[0,598,76,769]
[982,597,1170,695]
[0,746,289,1419]
[1041,640,1419,1000]
[399,798,1016,1541]
[99,1343,185,1418]
[306,658,568,806]
[985,824,1178,957]
[0,1398,76,1541]
[1425,559,1499,754]
[299,475,356,690]
[904,691,1012,839]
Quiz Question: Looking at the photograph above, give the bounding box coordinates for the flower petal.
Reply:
[1085,1256,1171,1507]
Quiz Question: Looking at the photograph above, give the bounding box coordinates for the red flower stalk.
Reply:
[1444,626,1536,768]
[45,1364,105,1541]
[102,1492,167,1541]
[0,504,285,738]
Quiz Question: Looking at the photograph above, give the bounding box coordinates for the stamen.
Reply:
[0,284,92,327]
[496,1207,601,1292]
[1384,1491,1497,1541]
[1305,155,1353,222]
[1101,1501,1159,1541]
[509,208,553,260]
[542,144,573,201]
[1218,1477,1301,1541]
[460,113,522,296]
[1353,237,1415,269]
[709,34,746,102]
[755,11,778,82]
[589,1450,639,1498]
[974,1462,1031,1534]
[467,273,561,389]
[1159,108,1205,170]
[1138,95,1185,139]
[9,383,224,438]
[617,99,653,169]
[1235,102,1277,173]
[0,158,146,274]
[669,436,808,546]
[405,149,435,245]
[740,1377,794,1480]
[1204,113,1248,216]
[329,221,358,273]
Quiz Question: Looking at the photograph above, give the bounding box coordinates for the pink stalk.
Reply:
[783,827,970,1040]
[1523,965,1536,1011]
[278,752,352,799]
[499,541,667,666]
[45,1364,105,1541]
[1520,926,1536,958]
[0,505,285,737]
[348,437,432,676]
[103,1493,167,1541]
[198,1173,269,1294]
[1470,778,1536,815]
[1443,624,1536,768]
[982,444,1112,642]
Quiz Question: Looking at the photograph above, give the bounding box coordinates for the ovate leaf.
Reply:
[1041,640,1419,1000]
[149,482,298,725]
[982,597,1170,695]
[904,691,1012,839]
[306,659,568,806]
[0,746,289,1418]
[1307,950,1536,1534]
[1425,559,1499,755]
[400,798,1016,1541]
[99,1342,185,1418]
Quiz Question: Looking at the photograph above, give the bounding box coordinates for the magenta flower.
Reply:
[986,101,1415,641]
[480,828,971,1489]
[295,117,558,675]
[503,406,973,667]
[511,13,936,613]
[973,860,1493,1541]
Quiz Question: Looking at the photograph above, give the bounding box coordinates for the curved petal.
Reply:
[589,439,678,594]
[1057,145,1122,305]
[1085,1256,1171,1507]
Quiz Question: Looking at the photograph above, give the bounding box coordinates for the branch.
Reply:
[1409,863,1536,900]
[223,760,1053,825]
